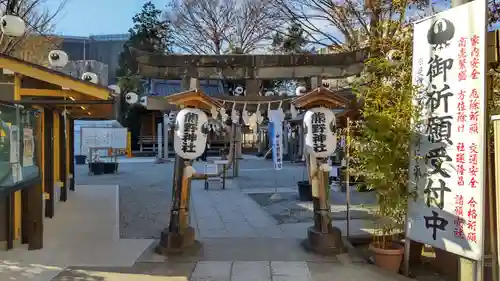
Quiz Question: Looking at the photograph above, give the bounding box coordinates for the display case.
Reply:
[0,102,41,194]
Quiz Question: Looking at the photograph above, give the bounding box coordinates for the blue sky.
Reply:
[48,0,498,37]
[47,0,166,36]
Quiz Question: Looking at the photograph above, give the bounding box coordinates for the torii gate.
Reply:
[129,47,367,255]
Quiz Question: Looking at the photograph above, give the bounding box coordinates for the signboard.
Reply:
[407,0,486,261]
[269,110,285,170]
[81,127,128,155]
[9,125,19,164]
[9,125,22,183]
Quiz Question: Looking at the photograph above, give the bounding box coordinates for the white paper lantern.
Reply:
[295,86,307,96]
[48,50,69,68]
[234,86,244,96]
[303,107,337,158]
[125,92,138,104]
[1,15,25,37]
[173,108,208,159]
[81,72,99,84]
[108,84,121,95]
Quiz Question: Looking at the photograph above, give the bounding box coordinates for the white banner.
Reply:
[407,0,486,261]
[271,122,283,170]
[269,110,285,170]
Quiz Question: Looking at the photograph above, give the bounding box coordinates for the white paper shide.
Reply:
[407,0,486,261]
[173,108,208,159]
[303,107,337,158]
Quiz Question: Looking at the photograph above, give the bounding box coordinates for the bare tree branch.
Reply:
[226,0,284,53]
[273,0,434,51]
[167,0,282,54]
[0,0,67,55]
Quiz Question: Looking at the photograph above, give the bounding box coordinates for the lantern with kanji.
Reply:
[173,108,209,159]
[303,107,337,158]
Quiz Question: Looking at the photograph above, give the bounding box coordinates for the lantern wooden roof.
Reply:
[292,87,351,110]
[0,54,114,119]
[164,88,222,110]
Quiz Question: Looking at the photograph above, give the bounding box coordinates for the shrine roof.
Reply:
[164,88,223,109]
[292,87,351,109]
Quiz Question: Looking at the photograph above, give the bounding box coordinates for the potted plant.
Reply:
[349,24,418,273]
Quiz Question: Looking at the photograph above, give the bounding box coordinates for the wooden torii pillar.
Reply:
[292,86,353,255]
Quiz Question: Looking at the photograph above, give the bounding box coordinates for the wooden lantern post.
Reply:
[293,86,352,255]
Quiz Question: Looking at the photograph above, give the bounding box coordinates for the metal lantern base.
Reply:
[302,226,346,255]
[155,227,201,256]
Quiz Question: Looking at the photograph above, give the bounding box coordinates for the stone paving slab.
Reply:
[232,261,270,279]
[52,260,413,281]
[191,182,286,239]
[137,238,340,263]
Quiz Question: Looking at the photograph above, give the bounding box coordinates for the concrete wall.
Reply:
[60,60,109,87]
[58,36,128,85]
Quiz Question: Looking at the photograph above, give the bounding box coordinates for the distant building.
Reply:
[54,34,129,84]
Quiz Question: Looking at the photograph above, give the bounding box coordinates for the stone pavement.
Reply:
[52,260,414,281]
[0,157,412,281]
[188,180,377,240]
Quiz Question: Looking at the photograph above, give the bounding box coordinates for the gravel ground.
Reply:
[75,158,299,239]
[76,162,174,239]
